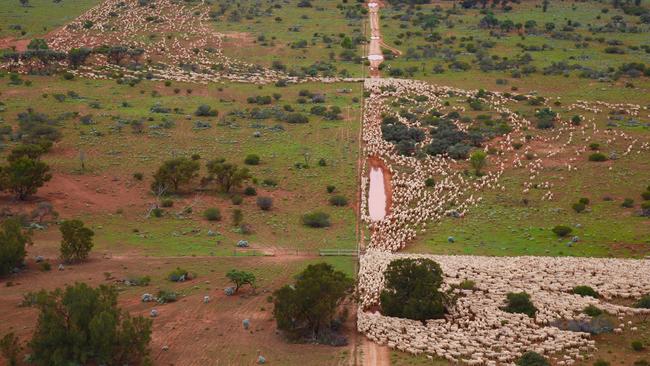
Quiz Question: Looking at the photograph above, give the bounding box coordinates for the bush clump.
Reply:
[167,267,192,282]
[244,154,260,165]
[244,186,257,196]
[503,292,537,318]
[552,225,572,237]
[516,351,549,366]
[632,340,645,351]
[572,202,586,213]
[636,294,650,309]
[380,258,448,321]
[573,285,599,298]
[588,152,608,162]
[329,195,348,207]
[302,211,330,228]
[256,196,273,211]
[583,305,603,317]
[231,195,243,205]
[203,208,221,221]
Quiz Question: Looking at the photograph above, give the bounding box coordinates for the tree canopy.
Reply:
[273,263,352,340]
[28,283,152,366]
[226,269,256,293]
[380,258,448,321]
[0,157,52,200]
[0,218,30,276]
[205,159,251,193]
[59,219,94,263]
[151,157,200,194]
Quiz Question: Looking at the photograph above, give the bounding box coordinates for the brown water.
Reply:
[368,166,387,221]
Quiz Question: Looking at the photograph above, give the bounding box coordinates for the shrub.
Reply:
[151,208,163,218]
[59,220,94,263]
[39,261,51,272]
[167,267,189,282]
[0,332,21,366]
[457,279,476,290]
[256,197,273,211]
[232,209,243,226]
[642,201,650,217]
[203,208,221,221]
[632,340,645,351]
[226,269,256,293]
[588,152,607,162]
[126,275,151,286]
[622,198,634,208]
[503,292,537,317]
[636,294,650,309]
[28,283,152,366]
[231,195,243,205]
[262,178,277,187]
[516,352,549,366]
[244,186,257,196]
[244,154,260,165]
[573,285,599,298]
[160,199,174,208]
[329,195,348,207]
[425,178,435,187]
[584,305,603,317]
[195,104,218,117]
[133,172,144,180]
[156,290,178,303]
[593,360,610,366]
[589,143,600,150]
[642,191,650,200]
[578,197,590,205]
[0,218,30,276]
[326,185,336,193]
[552,225,572,237]
[2,157,52,200]
[151,157,200,193]
[571,115,582,126]
[302,211,331,228]
[380,258,447,321]
[572,202,586,213]
[273,263,352,342]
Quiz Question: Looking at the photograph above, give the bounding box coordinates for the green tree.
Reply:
[151,157,200,194]
[469,150,488,175]
[380,258,447,321]
[28,283,152,366]
[273,263,352,338]
[503,292,537,317]
[0,157,51,200]
[7,143,46,162]
[205,159,251,193]
[0,332,21,366]
[516,351,549,366]
[59,219,94,263]
[340,36,353,49]
[226,269,256,293]
[67,48,92,69]
[27,39,48,50]
[0,218,30,276]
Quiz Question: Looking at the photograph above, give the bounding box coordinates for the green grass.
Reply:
[0,0,99,38]
[0,75,362,256]
[407,146,650,258]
